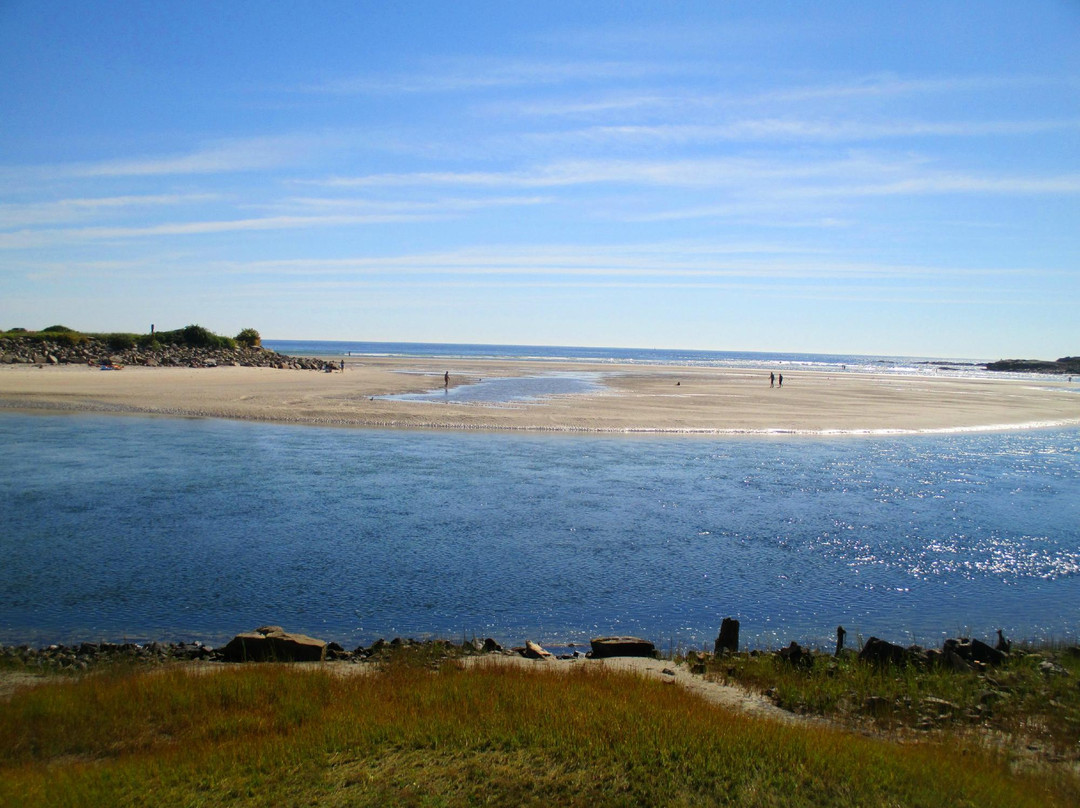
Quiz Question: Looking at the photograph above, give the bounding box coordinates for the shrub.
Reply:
[41,325,77,333]
[235,328,261,348]
[180,324,216,347]
[50,331,86,347]
[105,333,137,351]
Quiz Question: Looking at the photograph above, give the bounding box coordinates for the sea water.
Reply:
[264,339,998,379]
[2,412,1078,651]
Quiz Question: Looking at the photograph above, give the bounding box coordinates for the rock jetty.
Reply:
[0,334,325,370]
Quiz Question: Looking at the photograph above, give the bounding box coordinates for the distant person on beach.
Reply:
[444,371,449,388]
[340,359,345,371]
[770,372,775,387]
[778,374,783,387]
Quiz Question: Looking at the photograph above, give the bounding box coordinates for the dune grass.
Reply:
[2,658,1077,807]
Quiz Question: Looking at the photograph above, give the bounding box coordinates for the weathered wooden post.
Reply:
[714,617,739,654]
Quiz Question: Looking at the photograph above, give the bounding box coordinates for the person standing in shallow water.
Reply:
[444,371,449,388]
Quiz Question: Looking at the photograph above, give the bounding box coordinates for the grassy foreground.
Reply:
[704,644,1080,759]
[2,659,1077,807]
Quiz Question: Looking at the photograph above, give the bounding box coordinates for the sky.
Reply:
[1,1,1078,359]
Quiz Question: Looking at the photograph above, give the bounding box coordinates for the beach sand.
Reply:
[0,357,1077,434]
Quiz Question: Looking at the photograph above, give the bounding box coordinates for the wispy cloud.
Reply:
[0,212,449,249]
[0,194,217,229]
[224,243,1047,282]
[0,193,554,249]
[303,153,1080,200]
[786,173,1080,198]
[524,118,1080,146]
[304,156,853,190]
[506,74,1064,118]
[261,195,550,215]
[297,59,689,95]
[15,135,328,181]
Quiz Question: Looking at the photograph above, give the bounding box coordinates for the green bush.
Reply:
[49,331,86,347]
[177,324,235,349]
[180,324,216,347]
[105,333,137,351]
[41,325,77,333]
[235,327,261,348]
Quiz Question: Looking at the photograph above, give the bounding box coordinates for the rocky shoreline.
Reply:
[985,356,1080,375]
[4,624,1073,675]
[0,334,327,370]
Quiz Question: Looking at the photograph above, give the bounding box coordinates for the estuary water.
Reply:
[2,412,1078,651]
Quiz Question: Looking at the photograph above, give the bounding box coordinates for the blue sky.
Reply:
[1,1,1078,358]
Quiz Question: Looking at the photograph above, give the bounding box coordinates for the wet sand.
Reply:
[0,357,1077,435]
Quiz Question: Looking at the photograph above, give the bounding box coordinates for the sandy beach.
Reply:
[1,357,1077,434]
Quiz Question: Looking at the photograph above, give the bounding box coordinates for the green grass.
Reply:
[702,647,1080,758]
[2,661,1077,806]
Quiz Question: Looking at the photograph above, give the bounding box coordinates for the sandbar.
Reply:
[0,357,1077,435]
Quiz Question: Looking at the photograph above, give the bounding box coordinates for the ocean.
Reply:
[264,340,998,379]
[2,341,1078,653]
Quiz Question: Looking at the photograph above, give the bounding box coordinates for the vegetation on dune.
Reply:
[0,323,242,349]
[235,327,261,348]
[1,659,1078,807]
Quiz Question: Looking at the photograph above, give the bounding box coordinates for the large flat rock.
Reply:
[221,625,327,662]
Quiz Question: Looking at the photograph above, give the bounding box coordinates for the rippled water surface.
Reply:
[2,413,1078,650]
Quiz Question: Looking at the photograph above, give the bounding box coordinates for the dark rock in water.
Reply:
[589,636,657,659]
[714,618,740,655]
[221,625,327,662]
[859,637,910,667]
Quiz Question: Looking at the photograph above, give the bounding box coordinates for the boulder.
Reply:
[523,640,552,660]
[777,641,814,669]
[858,636,910,667]
[944,637,1006,667]
[221,625,327,662]
[589,636,657,659]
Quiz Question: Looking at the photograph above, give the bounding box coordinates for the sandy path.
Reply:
[1,358,1077,435]
[461,653,816,726]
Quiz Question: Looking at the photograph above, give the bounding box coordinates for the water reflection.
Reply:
[380,372,607,405]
